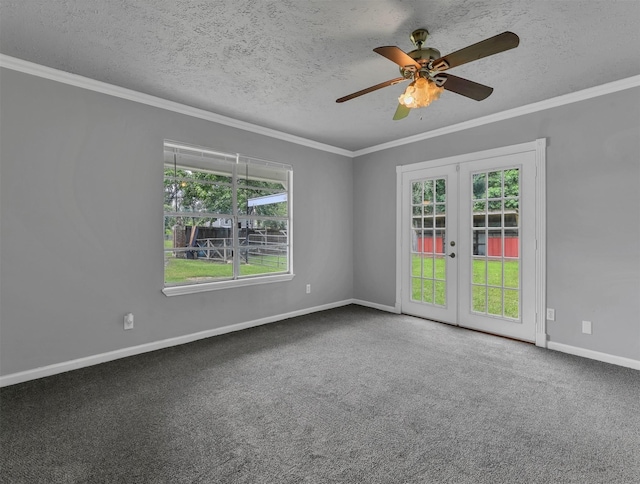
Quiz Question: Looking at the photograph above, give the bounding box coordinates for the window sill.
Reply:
[162,273,295,297]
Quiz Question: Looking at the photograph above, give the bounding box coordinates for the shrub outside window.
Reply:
[163,141,293,295]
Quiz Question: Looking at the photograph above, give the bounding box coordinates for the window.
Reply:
[163,141,293,296]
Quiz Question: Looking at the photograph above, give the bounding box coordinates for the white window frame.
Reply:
[162,141,294,296]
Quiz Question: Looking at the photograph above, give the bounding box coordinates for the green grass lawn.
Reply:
[164,254,286,284]
[411,255,519,319]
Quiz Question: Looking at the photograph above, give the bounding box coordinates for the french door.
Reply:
[399,144,542,343]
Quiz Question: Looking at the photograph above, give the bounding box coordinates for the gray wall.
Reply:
[1,66,638,377]
[0,68,354,376]
[354,87,640,361]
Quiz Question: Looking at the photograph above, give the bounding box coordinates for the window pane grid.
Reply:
[470,168,520,320]
[164,141,291,288]
[410,178,447,307]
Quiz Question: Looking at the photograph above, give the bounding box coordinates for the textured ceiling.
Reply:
[1,1,639,152]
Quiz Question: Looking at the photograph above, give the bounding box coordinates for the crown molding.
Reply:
[353,74,640,157]
[0,54,353,158]
[2,54,639,159]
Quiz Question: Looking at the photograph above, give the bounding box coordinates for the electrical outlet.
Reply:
[546,308,555,321]
[306,284,311,294]
[124,313,134,330]
[582,320,592,335]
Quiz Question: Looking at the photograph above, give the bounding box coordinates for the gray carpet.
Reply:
[1,305,639,483]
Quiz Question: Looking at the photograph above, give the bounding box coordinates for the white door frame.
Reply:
[395,139,547,347]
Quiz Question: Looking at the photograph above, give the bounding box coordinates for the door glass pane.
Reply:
[472,286,487,312]
[504,169,519,197]
[470,168,521,320]
[411,229,420,252]
[473,258,486,284]
[487,260,503,286]
[505,229,519,258]
[473,173,486,199]
[473,230,486,256]
[423,279,434,303]
[436,178,446,202]
[488,287,503,316]
[488,230,503,257]
[412,242,422,276]
[488,201,502,227]
[488,171,502,198]
[435,229,446,255]
[423,257,434,278]
[504,260,519,289]
[424,180,434,204]
[505,200,519,227]
[422,230,434,253]
[504,290,519,319]
[412,278,422,300]
[434,254,446,279]
[410,176,447,307]
[434,280,446,305]
[412,181,422,205]
[473,201,486,227]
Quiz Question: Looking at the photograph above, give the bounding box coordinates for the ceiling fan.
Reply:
[336,29,519,120]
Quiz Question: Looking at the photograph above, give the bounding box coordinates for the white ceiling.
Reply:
[1,1,639,152]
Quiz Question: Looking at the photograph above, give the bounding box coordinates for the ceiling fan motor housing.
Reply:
[400,47,442,78]
[410,28,429,47]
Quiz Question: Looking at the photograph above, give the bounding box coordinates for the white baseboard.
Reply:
[6,303,634,387]
[352,299,400,314]
[547,342,640,370]
[0,299,354,388]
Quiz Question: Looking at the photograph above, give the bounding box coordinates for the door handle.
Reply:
[448,252,456,258]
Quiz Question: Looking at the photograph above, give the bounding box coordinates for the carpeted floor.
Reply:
[1,305,639,483]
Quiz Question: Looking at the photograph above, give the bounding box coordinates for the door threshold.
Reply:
[402,312,535,345]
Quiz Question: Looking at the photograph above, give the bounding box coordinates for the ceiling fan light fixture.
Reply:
[398,77,443,109]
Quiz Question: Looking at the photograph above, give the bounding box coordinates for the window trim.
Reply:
[162,273,295,297]
[163,140,294,296]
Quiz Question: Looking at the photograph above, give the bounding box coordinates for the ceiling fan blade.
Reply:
[393,104,411,120]
[373,46,421,70]
[436,73,493,101]
[336,77,407,103]
[430,31,519,71]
